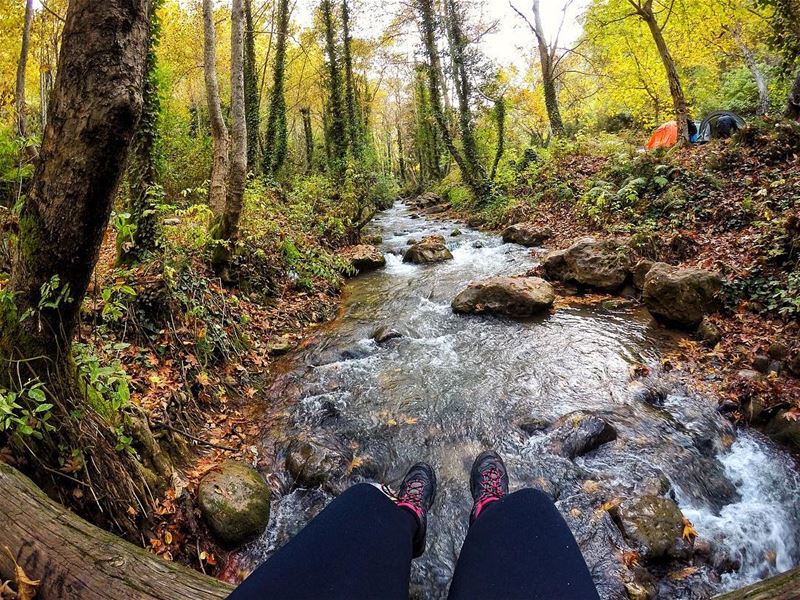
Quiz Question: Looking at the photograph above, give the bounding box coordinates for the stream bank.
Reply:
[230,203,800,600]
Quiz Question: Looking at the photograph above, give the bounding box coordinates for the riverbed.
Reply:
[245,203,800,599]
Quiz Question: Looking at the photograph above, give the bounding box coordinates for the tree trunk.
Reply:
[0,0,153,531]
[417,0,488,202]
[15,0,34,138]
[397,123,407,182]
[203,0,229,216]
[713,564,800,599]
[301,107,314,173]
[244,0,261,171]
[120,0,164,265]
[342,0,361,157]
[531,0,565,136]
[321,0,348,177]
[490,96,506,181]
[787,70,800,121]
[634,1,690,144]
[212,0,247,278]
[0,463,233,600]
[736,39,770,115]
[262,0,289,178]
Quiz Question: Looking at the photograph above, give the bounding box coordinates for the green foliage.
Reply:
[0,126,33,204]
[0,379,54,440]
[724,269,800,318]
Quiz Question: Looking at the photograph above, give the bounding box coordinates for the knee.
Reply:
[510,488,557,510]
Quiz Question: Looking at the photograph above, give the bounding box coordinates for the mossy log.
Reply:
[0,463,233,600]
[714,567,800,599]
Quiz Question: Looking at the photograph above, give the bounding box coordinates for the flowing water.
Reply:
[245,203,800,599]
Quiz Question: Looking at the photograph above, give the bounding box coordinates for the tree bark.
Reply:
[490,96,506,181]
[342,0,361,157]
[321,0,348,177]
[203,0,229,217]
[212,0,247,277]
[15,0,34,137]
[631,0,690,144]
[735,37,770,115]
[787,70,800,121]
[244,0,261,171]
[262,0,290,178]
[301,107,314,173]
[0,0,153,531]
[0,463,233,600]
[713,565,800,599]
[531,0,565,136]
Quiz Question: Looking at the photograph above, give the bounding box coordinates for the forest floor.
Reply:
[433,123,800,453]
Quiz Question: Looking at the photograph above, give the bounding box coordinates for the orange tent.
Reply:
[646,121,678,150]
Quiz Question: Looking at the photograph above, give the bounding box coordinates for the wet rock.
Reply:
[372,326,403,344]
[198,461,271,547]
[763,409,800,452]
[406,238,419,245]
[267,334,295,356]
[614,495,693,561]
[789,349,800,377]
[472,240,484,249]
[632,260,655,291]
[285,434,353,488]
[769,341,789,361]
[517,417,551,435]
[467,215,485,228]
[697,317,722,347]
[642,263,722,328]
[451,228,463,237]
[547,411,618,459]
[403,235,454,264]
[717,399,739,414]
[542,238,632,292]
[451,277,555,318]
[502,223,553,247]
[342,245,386,273]
[753,354,771,374]
[630,381,669,406]
[409,191,442,209]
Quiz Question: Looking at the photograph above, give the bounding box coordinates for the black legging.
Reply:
[228,483,600,600]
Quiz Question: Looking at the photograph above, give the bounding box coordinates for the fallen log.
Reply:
[0,463,234,600]
[714,567,800,599]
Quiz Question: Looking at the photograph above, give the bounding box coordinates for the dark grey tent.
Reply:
[697,111,746,142]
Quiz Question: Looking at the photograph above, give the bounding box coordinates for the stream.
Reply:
[245,203,800,599]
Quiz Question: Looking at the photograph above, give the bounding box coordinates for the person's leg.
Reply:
[448,488,600,600]
[228,483,416,600]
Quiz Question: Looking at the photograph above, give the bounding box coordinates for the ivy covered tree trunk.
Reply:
[321,0,348,177]
[397,123,407,182]
[422,0,490,203]
[630,0,690,144]
[212,0,247,278]
[0,0,153,531]
[490,96,506,181]
[301,107,314,173]
[342,0,361,158]
[119,0,164,265]
[531,0,564,136]
[262,0,289,178]
[14,0,34,138]
[787,70,800,120]
[244,0,261,171]
[203,0,229,216]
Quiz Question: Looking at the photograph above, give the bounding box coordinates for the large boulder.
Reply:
[547,411,617,459]
[502,223,553,247]
[286,434,353,488]
[614,495,693,561]
[542,238,632,291]
[403,235,454,264]
[342,245,386,273]
[643,263,722,328]
[452,277,555,318]
[198,461,271,547]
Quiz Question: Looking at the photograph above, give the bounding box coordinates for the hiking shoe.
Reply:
[394,463,437,558]
[469,451,509,525]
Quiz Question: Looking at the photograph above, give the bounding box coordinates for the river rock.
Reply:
[547,411,618,459]
[642,263,722,328]
[752,354,771,374]
[697,317,722,347]
[614,495,693,561]
[769,341,789,361]
[451,277,555,318]
[198,461,271,547]
[372,326,403,344]
[542,238,632,291]
[789,349,800,377]
[342,245,386,273]
[410,191,442,209]
[403,235,454,264]
[633,260,655,291]
[763,409,800,451]
[286,434,353,488]
[502,223,553,247]
[451,228,463,237]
